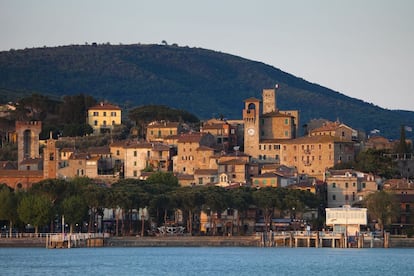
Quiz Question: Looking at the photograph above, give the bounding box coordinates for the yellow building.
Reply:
[87,102,121,134]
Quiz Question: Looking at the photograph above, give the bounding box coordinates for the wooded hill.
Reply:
[0,43,413,139]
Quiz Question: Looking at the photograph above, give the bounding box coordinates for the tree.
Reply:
[228,187,253,235]
[252,187,283,232]
[17,194,53,234]
[364,191,399,233]
[395,125,411,154]
[202,186,229,235]
[174,186,205,235]
[0,187,18,237]
[62,195,88,233]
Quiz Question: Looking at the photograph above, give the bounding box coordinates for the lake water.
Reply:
[0,247,413,275]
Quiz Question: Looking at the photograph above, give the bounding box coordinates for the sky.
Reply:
[1,0,413,111]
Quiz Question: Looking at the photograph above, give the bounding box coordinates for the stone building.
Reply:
[146,121,181,143]
[325,169,378,208]
[173,132,216,175]
[242,87,299,160]
[87,102,121,134]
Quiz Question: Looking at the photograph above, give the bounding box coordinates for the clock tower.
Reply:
[243,97,260,158]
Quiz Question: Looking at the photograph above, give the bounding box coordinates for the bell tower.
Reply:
[243,98,260,157]
[43,132,59,179]
[15,121,42,166]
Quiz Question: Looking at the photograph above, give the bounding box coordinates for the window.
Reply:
[345,195,349,201]
[198,178,203,185]
[133,170,137,177]
[285,118,289,125]
[112,120,115,125]
[345,182,348,188]
[285,131,289,137]
[133,151,137,157]
[116,150,120,156]
[111,112,116,116]
[362,182,366,188]
[263,145,266,150]
[274,145,280,150]
[332,195,336,200]
[133,161,137,166]
[332,183,336,188]
[103,120,107,126]
[49,153,54,161]
[94,120,98,126]
[93,111,98,116]
[103,112,107,116]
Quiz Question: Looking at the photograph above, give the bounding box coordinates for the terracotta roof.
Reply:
[254,172,278,178]
[20,158,42,165]
[281,135,348,144]
[244,97,260,102]
[383,179,414,190]
[311,121,352,133]
[152,143,171,151]
[0,170,43,177]
[175,174,195,180]
[124,142,153,149]
[219,159,248,165]
[88,146,111,155]
[194,169,218,175]
[202,124,226,130]
[89,103,121,110]
[60,148,74,152]
[177,132,205,143]
[196,146,214,151]
[147,121,179,128]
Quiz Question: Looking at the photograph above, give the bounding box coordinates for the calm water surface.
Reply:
[1,247,413,275]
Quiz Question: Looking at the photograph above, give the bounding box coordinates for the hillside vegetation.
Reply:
[0,43,413,139]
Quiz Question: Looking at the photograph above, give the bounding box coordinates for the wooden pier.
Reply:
[46,233,109,249]
[258,231,389,248]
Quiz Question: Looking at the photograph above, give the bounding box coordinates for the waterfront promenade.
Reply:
[1,231,413,248]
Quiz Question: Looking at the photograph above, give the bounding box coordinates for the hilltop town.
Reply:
[0,87,413,241]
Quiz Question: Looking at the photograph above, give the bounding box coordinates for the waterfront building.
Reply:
[383,178,414,234]
[325,169,378,208]
[326,205,367,236]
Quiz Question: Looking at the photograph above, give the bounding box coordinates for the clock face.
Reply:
[247,128,255,136]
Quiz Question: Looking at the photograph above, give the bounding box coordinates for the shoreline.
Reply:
[1,235,414,248]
